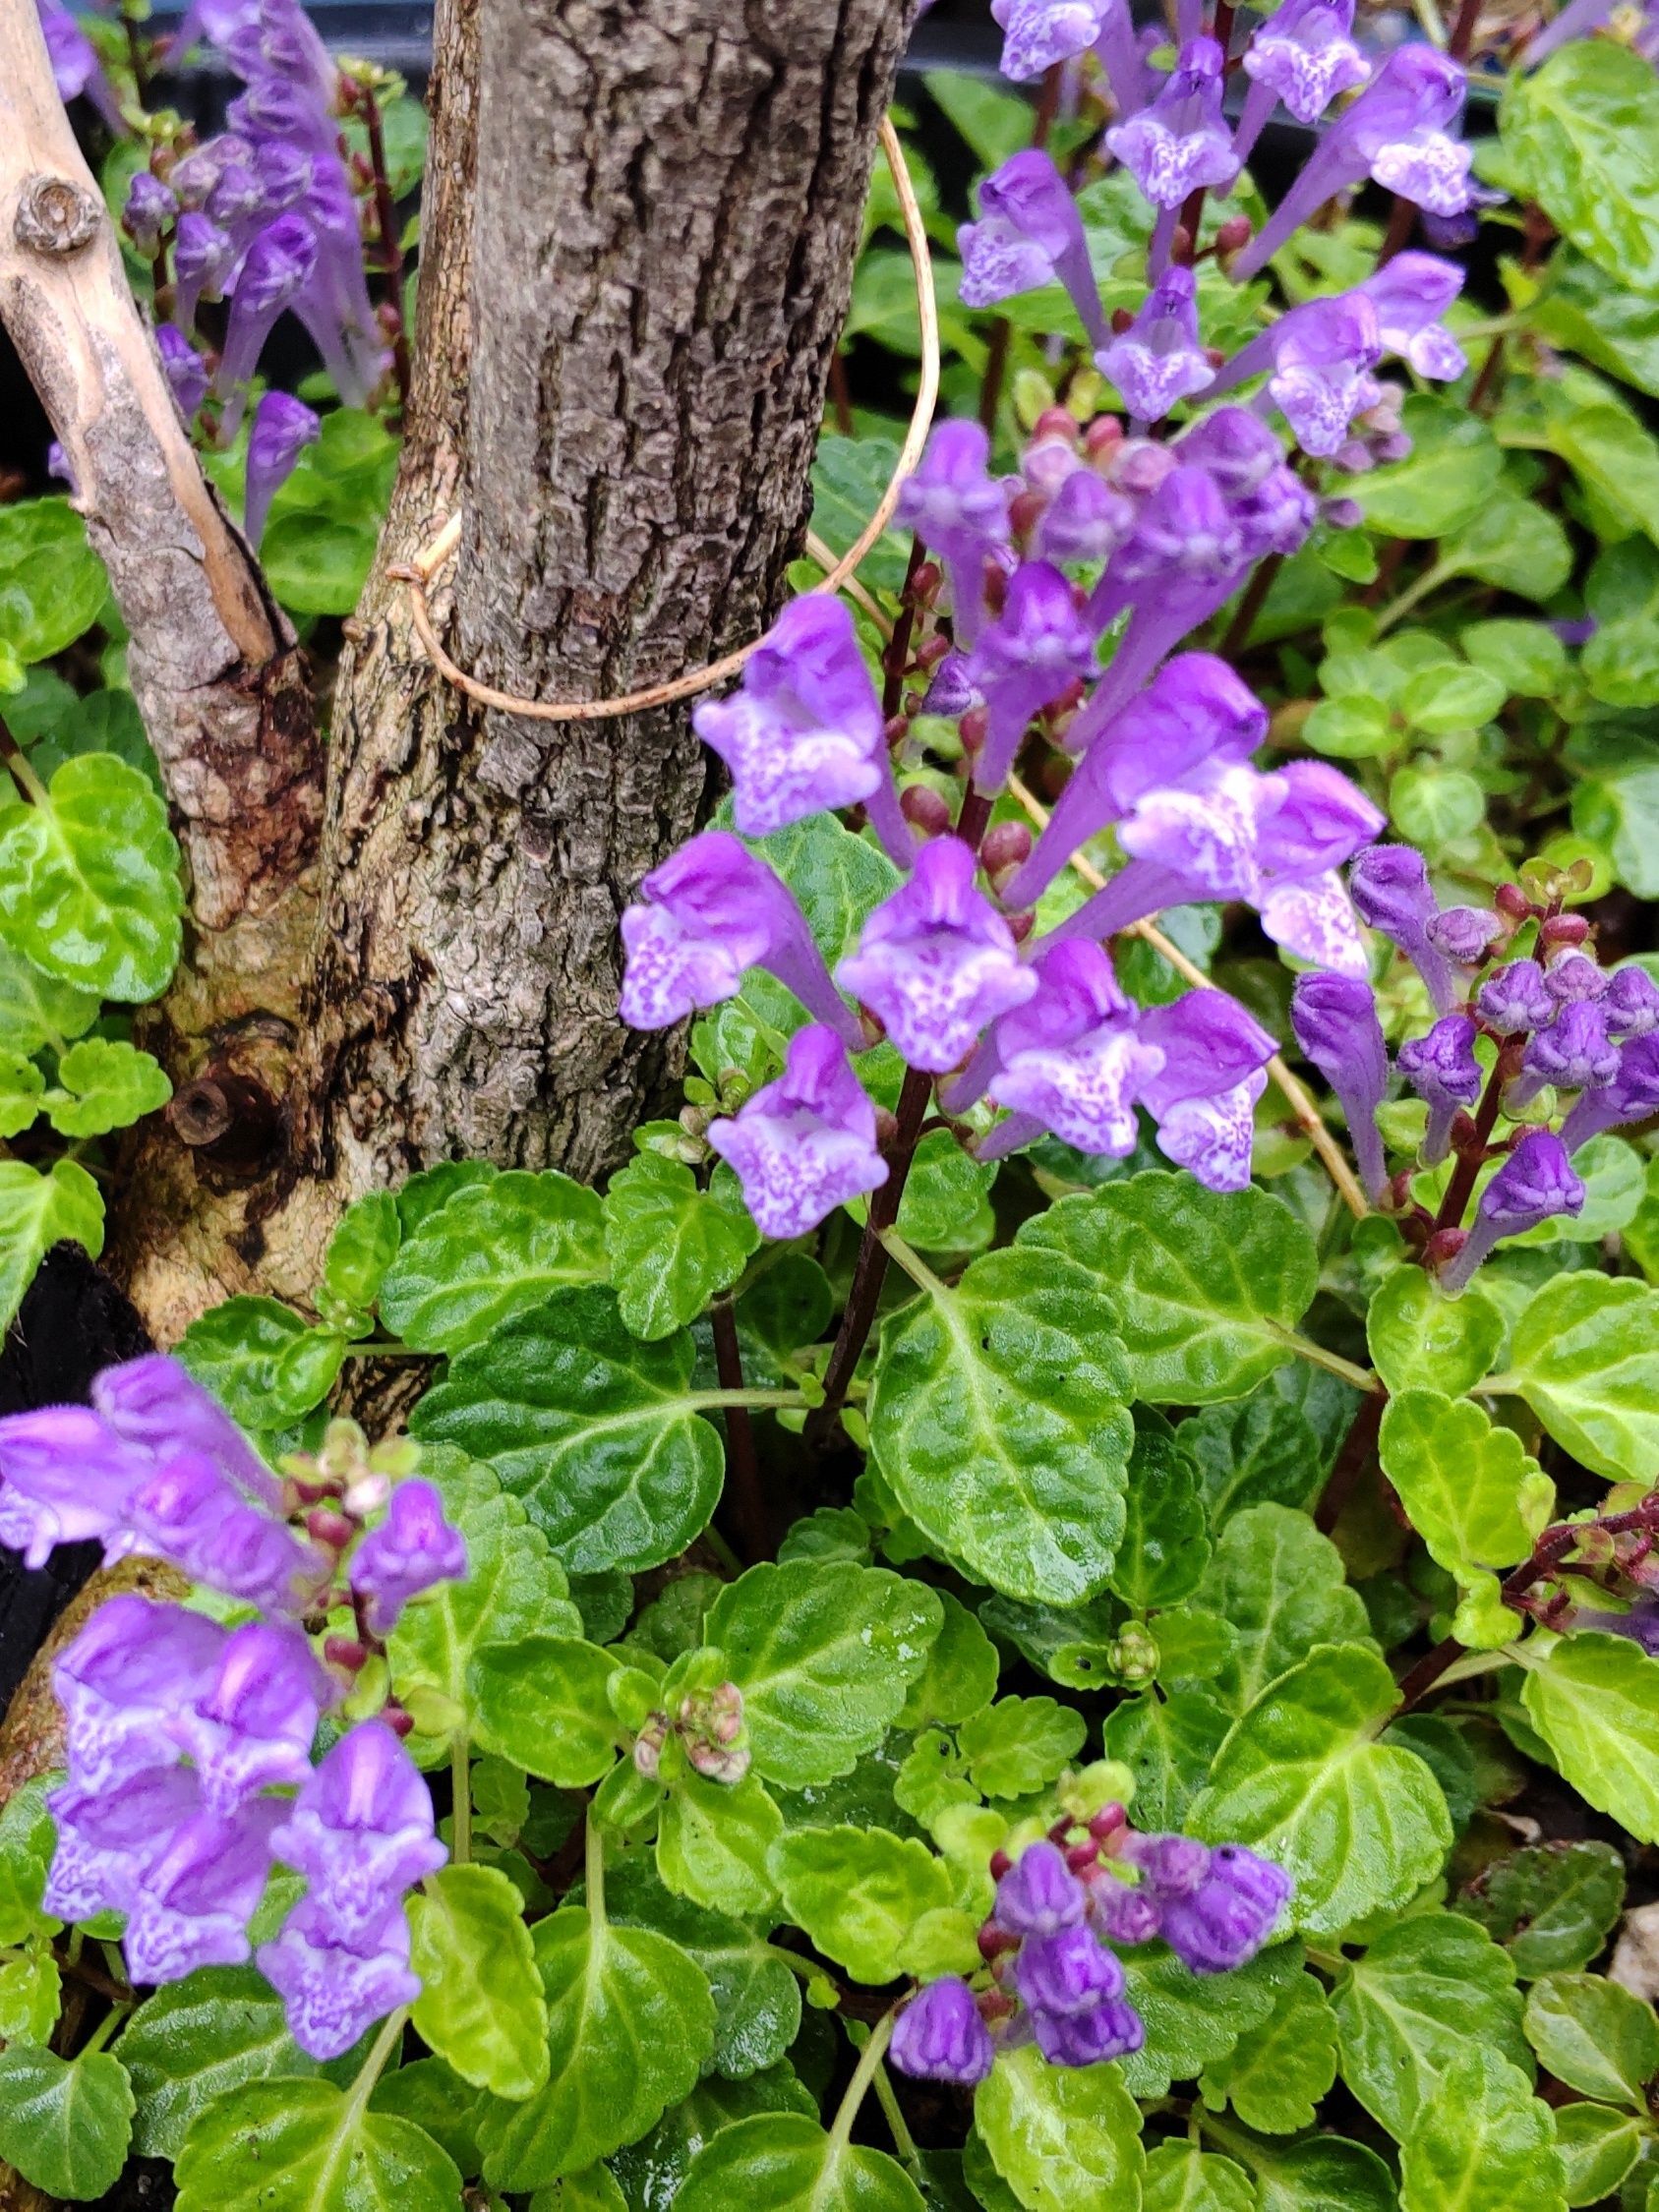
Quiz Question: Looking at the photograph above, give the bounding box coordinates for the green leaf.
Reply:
[1524,1974,1659,2110]
[1019,1173,1318,1404]
[1194,1505,1373,1717]
[1367,1267,1503,1397]
[368,2060,483,2182]
[1462,618,1570,699]
[475,1905,715,2188]
[1380,1390,1554,1589]
[0,2047,135,2202]
[1101,1690,1231,1832]
[1398,663,1507,734]
[175,2076,460,2212]
[807,438,915,596]
[866,1244,1134,1604]
[1331,1911,1530,2140]
[959,1696,1086,1800]
[1200,1972,1338,2134]
[1211,2125,1398,2212]
[1455,1841,1627,1978]
[1519,1632,1659,1842]
[0,1947,59,2044]
[1502,42,1659,293]
[1502,1272,1659,1483]
[974,2044,1147,2211]
[381,1170,608,1354]
[0,1776,61,1946]
[1183,1389,1324,1527]
[0,1156,103,1331]
[1303,695,1395,760]
[387,1463,581,1741]
[411,1292,725,1574]
[1352,397,1505,539]
[896,1590,1000,1730]
[0,499,108,664]
[0,753,183,1001]
[42,1036,170,1136]
[1390,767,1486,852]
[657,1769,784,1917]
[603,1153,757,1339]
[409,1863,550,2099]
[176,1295,345,1428]
[768,1825,954,1984]
[1552,2102,1646,2207]
[705,1559,943,1788]
[1189,1644,1452,1938]
[117,1965,327,2160]
[604,1856,800,2081]
[674,2111,924,2212]
[0,934,98,1055]
[1442,498,1573,601]
[0,1046,43,1135]
[322,1193,402,1323]
[1144,2144,1254,2212]
[924,67,1037,167]
[1119,1941,1301,2100]
[1399,2049,1566,2212]
[1111,1419,1211,1607]
[468,1636,622,1785]
[607,2068,818,2207]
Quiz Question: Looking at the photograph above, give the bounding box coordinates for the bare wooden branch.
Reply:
[0,0,321,928]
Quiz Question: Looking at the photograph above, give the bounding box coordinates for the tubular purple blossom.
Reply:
[1096,266,1215,429]
[1266,296,1386,460]
[995,1839,1089,1937]
[1236,0,1369,155]
[705,1023,888,1240]
[1157,1844,1291,1973]
[0,1405,148,1567]
[244,392,321,550]
[172,1621,330,1812]
[124,171,178,257]
[889,1975,996,2086]
[1518,1000,1622,1103]
[1398,1014,1483,1164]
[1032,1994,1146,2066]
[1290,971,1390,1200]
[214,212,320,429]
[960,150,1108,350]
[1543,950,1608,1005]
[1561,1035,1659,1150]
[619,832,860,1047]
[1015,1924,1127,2015]
[692,598,909,861]
[257,1897,423,2061]
[837,837,1037,1072]
[156,325,210,422]
[1361,254,1468,379]
[349,1478,468,1636]
[171,212,237,331]
[895,421,1011,648]
[1478,958,1554,1036]
[1439,1129,1586,1294]
[977,940,1163,1160]
[42,1768,205,1923]
[267,1718,446,1943]
[966,560,1098,792]
[51,1596,226,1792]
[1107,36,1238,209]
[95,1353,284,1508]
[1349,844,1461,1014]
[122,1799,282,1984]
[1606,966,1659,1038]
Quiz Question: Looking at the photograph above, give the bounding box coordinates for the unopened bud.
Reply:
[1088,1802,1127,1841]
[383,1705,415,1739]
[685,1737,751,1784]
[1496,883,1533,920]
[989,1847,1014,1882]
[1084,416,1124,465]
[325,1635,369,1671]
[978,1920,1017,1961]
[1032,405,1080,445]
[873,1107,900,1146]
[1540,912,1590,948]
[980,561,1008,618]
[1109,305,1135,335]
[901,784,951,839]
[1449,1109,1479,1153]
[915,631,952,670]
[1065,1840,1098,1874]
[911,560,943,603]
[1008,488,1047,542]
[306,1507,356,1551]
[1215,214,1253,257]
[1423,1226,1468,1275]
[980,822,1034,878]
[960,707,989,757]
[1008,910,1037,944]
[1107,1624,1158,1685]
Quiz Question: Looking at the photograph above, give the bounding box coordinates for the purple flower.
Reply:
[1361,254,1468,380]
[837,838,1036,1072]
[1158,1844,1291,1973]
[1561,1034,1659,1150]
[244,392,320,551]
[921,651,983,720]
[1427,905,1501,963]
[349,1479,468,1637]
[995,1839,1088,1937]
[1016,1925,1126,2015]
[1231,48,1472,282]
[1035,469,1137,565]
[1266,296,1386,461]
[214,212,320,430]
[1096,266,1215,428]
[1544,951,1608,1005]
[124,172,178,257]
[693,599,905,859]
[1349,844,1462,1014]
[1124,1831,1214,1898]
[1478,958,1553,1036]
[1398,1014,1483,1164]
[1152,1071,1267,1191]
[94,1353,282,1507]
[619,831,860,1047]
[977,940,1163,1160]
[257,1897,422,2061]
[895,421,1010,648]
[1107,37,1238,214]
[965,561,1097,792]
[128,1452,327,1615]
[1032,1995,1145,2066]
[172,1621,329,1813]
[1606,966,1659,1039]
[705,1023,887,1240]
[268,1719,445,1943]
[157,326,209,422]
[1440,1130,1585,1293]
[960,151,1107,350]
[0,1405,147,1568]
[1239,0,1369,137]
[172,212,238,331]
[38,0,123,129]
[123,1798,281,1984]
[43,1767,204,1922]
[1574,1597,1659,1655]
[889,1975,995,2087]
[1290,972,1390,1201]
[990,0,1118,78]
[1090,1875,1162,1945]
[1521,1001,1621,1095]
[52,1596,225,1793]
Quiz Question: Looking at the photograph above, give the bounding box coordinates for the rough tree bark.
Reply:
[110,0,917,1337]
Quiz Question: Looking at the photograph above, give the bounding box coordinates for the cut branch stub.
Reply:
[12,171,100,255]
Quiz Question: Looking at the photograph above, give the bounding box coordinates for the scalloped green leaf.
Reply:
[42,1036,170,1137]
[768,1825,954,1986]
[0,499,108,665]
[975,2044,1146,2212]
[1502,41,1659,292]
[674,2111,924,2212]
[1018,1173,1318,1404]
[0,1156,103,1332]
[176,1295,346,1428]
[175,2075,459,2212]
[1119,1940,1302,2100]
[1501,1272,1659,1484]
[604,1856,800,2082]
[1380,1390,1555,1594]
[1455,1840,1626,1978]
[1518,1632,1659,1843]
[468,1636,623,1786]
[1524,1972,1659,2110]
[380,1169,608,1354]
[1144,2144,1254,2212]
[1200,1971,1338,2134]
[1399,2049,1565,2212]
[1367,1267,1504,1398]
[409,1863,550,2099]
[1194,1505,1374,1717]
[603,1153,757,1340]
[116,1966,326,2160]
[0,2047,134,2203]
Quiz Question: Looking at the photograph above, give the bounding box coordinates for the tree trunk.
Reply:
[115,0,916,1334]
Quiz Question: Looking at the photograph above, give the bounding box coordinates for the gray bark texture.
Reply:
[110,0,916,1337]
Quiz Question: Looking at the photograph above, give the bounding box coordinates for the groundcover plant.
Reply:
[3,0,1659,2204]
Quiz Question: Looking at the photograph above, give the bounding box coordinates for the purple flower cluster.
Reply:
[117,0,385,460]
[890,1820,1290,2087]
[1293,845,1659,1291]
[0,1358,466,2056]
